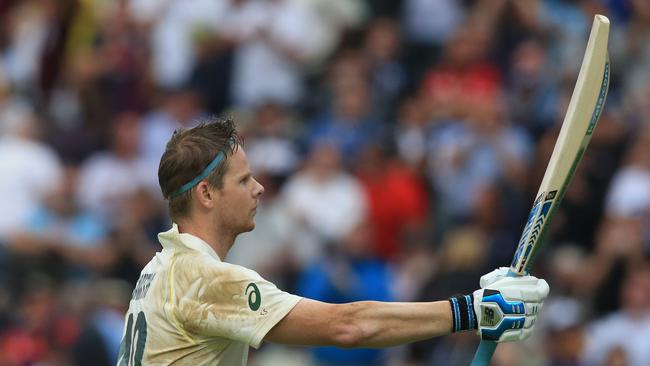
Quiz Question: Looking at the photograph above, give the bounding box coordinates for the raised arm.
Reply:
[265,298,452,348]
[265,268,549,348]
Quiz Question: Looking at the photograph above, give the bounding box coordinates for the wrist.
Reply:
[448,294,478,333]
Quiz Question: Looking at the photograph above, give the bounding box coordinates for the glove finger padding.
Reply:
[473,275,549,343]
[479,267,510,288]
[492,276,550,303]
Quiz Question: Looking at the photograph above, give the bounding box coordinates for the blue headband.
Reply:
[168,150,227,199]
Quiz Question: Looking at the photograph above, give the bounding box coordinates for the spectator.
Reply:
[419,20,501,122]
[363,18,408,123]
[355,145,429,260]
[605,130,650,219]
[542,298,586,366]
[307,74,380,164]
[73,279,131,366]
[189,27,235,115]
[244,102,301,179]
[426,91,532,227]
[298,221,393,366]
[0,1,49,91]
[0,274,80,366]
[76,112,151,224]
[281,142,367,266]
[129,0,226,89]
[400,0,464,80]
[506,38,560,139]
[8,163,109,279]
[0,103,62,243]
[225,0,319,107]
[394,96,430,169]
[582,264,650,366]
[471,182,527,269]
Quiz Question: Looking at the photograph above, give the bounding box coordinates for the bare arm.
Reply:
[265,298,452,348]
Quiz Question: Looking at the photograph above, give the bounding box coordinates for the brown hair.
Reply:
[158,116,241,221]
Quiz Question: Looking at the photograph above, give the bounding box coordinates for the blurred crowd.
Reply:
[0,0,649,365]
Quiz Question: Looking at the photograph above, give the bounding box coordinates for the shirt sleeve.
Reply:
[171,254,302,348]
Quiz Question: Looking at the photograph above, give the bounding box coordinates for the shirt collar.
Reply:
[158,223,222,262]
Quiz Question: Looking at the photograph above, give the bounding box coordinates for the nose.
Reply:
[253,178,264,197]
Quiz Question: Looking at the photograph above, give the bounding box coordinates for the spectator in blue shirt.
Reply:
[298,221,393,366]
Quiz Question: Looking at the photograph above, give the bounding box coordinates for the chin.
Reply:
[243,221,255,232]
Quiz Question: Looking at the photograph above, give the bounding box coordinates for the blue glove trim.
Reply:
[479,290,526,341]
[480,316,526,341]
[482,291,525,315]
[466,294,475,329]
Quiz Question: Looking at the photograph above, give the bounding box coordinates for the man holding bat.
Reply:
[117,117,548,365]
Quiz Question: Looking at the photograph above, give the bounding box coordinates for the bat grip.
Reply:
[470,269,521,366]
[470,341,497,366]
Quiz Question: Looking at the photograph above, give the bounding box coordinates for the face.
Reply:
[621,268,650,315]
[212,147,264,234]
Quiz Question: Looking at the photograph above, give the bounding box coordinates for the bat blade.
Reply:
[510,15,610,276]
[471,14,611,366]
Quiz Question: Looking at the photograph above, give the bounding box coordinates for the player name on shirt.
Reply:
[132,273,156,301]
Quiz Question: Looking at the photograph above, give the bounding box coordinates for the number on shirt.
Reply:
[118,311,147,366]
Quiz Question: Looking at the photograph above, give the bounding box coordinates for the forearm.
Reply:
[337,300,452,348]
[266,298,455,348]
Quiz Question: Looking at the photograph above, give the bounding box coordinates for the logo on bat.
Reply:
[587,61,610,135]
[511,191,557,272]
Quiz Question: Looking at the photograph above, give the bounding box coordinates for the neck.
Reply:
[176,215,236,260]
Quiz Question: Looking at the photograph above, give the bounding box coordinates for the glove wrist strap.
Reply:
[449,294,477,332]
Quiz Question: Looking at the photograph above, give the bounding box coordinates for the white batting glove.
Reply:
[473,267,549,342]
[480,267,511,288]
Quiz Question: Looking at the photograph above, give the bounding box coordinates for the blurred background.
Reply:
[0,0,648,365]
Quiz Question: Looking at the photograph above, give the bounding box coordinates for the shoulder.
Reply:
[172,251,264,287]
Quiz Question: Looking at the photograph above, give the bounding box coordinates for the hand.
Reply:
[473,267,549,342]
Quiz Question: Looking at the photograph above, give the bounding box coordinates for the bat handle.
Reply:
[470,269,521,366]
[470,340,497,366]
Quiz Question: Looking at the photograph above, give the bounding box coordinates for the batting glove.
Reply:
[448,268,549,343]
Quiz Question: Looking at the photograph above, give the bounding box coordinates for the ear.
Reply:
[194,181,215,209]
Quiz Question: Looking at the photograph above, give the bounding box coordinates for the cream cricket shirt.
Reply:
[117,224,302,365]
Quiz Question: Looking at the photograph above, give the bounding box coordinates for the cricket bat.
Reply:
[471,14,611,366]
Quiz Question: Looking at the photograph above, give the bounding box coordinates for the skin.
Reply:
[177,147,264,260]
[176,146,454,348]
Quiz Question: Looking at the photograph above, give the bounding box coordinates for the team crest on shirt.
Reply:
[246,283,261,311]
